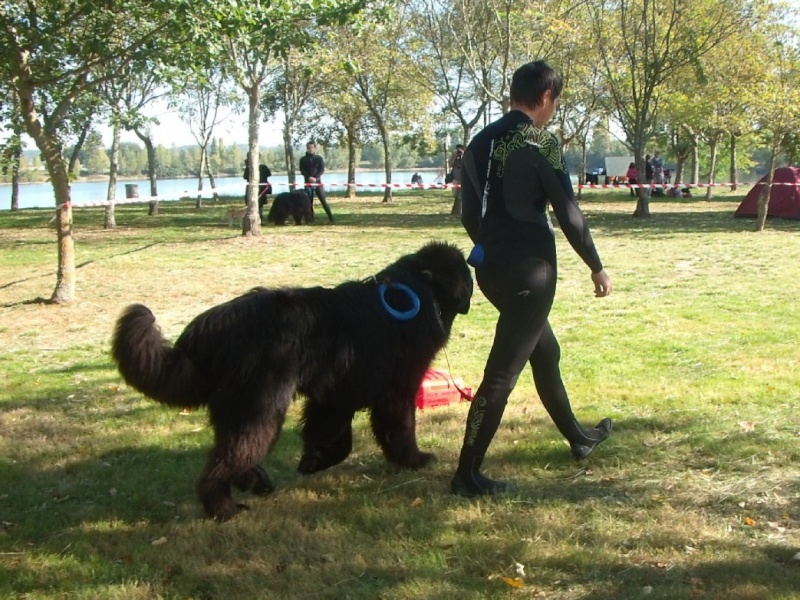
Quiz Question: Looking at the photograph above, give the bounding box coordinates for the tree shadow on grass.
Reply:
[2,402,798,598]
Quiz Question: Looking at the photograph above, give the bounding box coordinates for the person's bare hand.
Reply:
[308,177,317,183]
[591,269,612,297]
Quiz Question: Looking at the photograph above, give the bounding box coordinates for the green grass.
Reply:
[1,189,799,599]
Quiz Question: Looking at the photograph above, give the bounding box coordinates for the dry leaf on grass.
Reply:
[738,421,755,433]
[743,517,757,527]
[499,576,525,588]
[410,497,423,507]
[151,536,168,546]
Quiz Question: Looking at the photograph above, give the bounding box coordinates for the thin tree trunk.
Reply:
[379,123,392,203]
[205,154,219,202]
[730,133,738,192]
[68,118,92,177]
[633,149,650,218]
[195,146,206,209]
[283,125,296,190]
[756,140,780,232]
[105,119,120,229]
[577,137,588,202]
[17,51,75,303]
[674,158,685,185]
[10,142,21,211]
[704,136,719,201]
[134,128,159,215]
[243,85,262,236]
[346,122,357,199]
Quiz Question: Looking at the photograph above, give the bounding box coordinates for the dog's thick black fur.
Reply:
[112,242,472,521]
[267,191,314,225]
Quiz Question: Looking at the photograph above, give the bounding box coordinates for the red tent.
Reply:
[735,167,800,220]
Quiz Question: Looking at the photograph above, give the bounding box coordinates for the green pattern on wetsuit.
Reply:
[494,122,566,176]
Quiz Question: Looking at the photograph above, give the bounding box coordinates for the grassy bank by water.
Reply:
[1,189,799,599]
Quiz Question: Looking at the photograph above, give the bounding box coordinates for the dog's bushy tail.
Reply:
[112,304,205,408]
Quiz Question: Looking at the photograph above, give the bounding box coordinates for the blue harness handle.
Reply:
[378,282,420,321]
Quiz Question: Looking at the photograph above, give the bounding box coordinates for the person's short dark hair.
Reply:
[510,61,563,109]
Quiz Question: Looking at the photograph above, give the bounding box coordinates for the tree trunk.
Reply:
[379,123,392,203]
[105,118,120,229]
[283,122,296,189]
[10,142,21,211]
[674,158,685,185]
[729,133,738,192]
[243,85,262,236]
[134,128,159,215]
[195,146,206,209]
[205,155,219,202]
[690,137,699,184]
[633,149,650,218]
[17,51,75,303]
[346,122,357,199]
[577,137,588,202]
[756,140,780,232]
[704,136,719,202]
[68,118,92,177]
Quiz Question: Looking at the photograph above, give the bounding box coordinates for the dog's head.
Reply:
[403,241,473,322]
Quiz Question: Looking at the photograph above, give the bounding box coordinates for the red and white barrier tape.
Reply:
[56,179,796,210]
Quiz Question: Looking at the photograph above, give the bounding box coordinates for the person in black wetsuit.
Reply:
[451,60,614,497]
[299,141,334,223]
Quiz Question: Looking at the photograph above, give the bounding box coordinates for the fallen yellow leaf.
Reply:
[743,517,757,527]
[410,497,423,507]
[499,576,524,588]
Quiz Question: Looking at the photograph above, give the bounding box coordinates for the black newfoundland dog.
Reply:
[112,242,472,521]
[267,190,314,225]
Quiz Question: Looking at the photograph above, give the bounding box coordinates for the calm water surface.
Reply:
[1,170,445,210]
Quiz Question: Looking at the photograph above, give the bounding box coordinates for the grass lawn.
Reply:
[1,189,799,599]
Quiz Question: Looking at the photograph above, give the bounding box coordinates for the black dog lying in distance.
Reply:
[112,242,473,521]
[267,191,314,225]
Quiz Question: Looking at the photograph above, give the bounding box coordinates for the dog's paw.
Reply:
[209,500,248,522]
[297,453,325,474]
[250,466,276,495]
[405,451,436,469]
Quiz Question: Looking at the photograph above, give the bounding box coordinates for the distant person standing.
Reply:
[651,151,665,196]
[299,141,334,223]
[258,163,272,219]
[449,144,465,216]
[626,162,638,197]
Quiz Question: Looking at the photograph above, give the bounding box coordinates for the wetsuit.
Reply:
[299,152,334,222]
[453,109,610,496]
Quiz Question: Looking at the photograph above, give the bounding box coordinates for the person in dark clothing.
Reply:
[452,60,614,498]
[299,141,334,223]
[258,163,272,218]
[243,157,272,218]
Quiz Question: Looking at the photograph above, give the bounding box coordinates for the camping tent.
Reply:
[734,167,800,220]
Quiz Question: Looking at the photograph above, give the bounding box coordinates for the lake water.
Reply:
[0,170,445,211]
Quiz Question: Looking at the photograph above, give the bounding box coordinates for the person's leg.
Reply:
[315,185,334,222]
[529,322,612,459]
[452,256,555,496]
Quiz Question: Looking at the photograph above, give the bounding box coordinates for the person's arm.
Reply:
[529,148,604,274]
[318,156,325,178]
[459,149,482,242]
